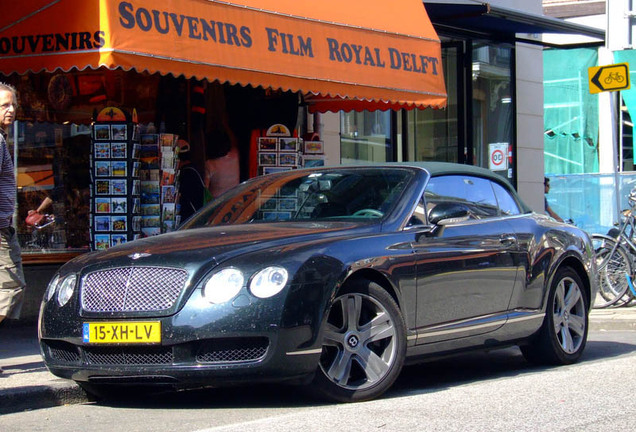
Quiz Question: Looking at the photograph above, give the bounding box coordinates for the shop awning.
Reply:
[423,0,605,47]
[0,0,447,112]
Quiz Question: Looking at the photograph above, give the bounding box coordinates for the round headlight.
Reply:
[57,274,77,307]
[249,266,288,298]
[45,274,60,302]
[203,268,244,304]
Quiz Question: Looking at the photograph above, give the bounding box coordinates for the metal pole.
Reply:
[613,90,622,220]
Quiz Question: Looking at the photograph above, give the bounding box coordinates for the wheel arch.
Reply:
[341,268,401,309]
[553,256,592,309]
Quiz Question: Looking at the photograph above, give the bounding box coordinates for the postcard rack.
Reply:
[89,117,141,250]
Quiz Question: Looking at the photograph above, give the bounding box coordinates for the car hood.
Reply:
[68,221,378,272]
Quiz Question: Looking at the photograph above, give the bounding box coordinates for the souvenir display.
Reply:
[89,109,141,250]
[138,133,180,236]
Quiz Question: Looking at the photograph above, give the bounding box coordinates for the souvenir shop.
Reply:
[0,0,446,266]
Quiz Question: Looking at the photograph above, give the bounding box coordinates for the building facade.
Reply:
[1,0,602,321]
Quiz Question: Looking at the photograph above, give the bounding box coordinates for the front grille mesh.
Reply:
[196,338,268,363]
[46,341,81,364]
[84,347,173,365]
[43,337,270,367]
[81,267,188,313]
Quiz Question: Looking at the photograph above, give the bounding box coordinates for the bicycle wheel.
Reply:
[592,235,632,308]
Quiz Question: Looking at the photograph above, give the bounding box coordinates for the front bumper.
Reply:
[40,324,321,387]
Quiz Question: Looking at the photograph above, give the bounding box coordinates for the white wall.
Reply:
[515,40,547,213]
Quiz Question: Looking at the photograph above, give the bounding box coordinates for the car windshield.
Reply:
[182,167,414,228]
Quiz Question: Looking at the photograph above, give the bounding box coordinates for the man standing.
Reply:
[0,82,25,374]
[544,177,564,222]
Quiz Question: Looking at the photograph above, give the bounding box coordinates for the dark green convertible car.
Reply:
[39,162,598,402]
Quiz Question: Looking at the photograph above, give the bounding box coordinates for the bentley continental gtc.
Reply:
[39,162,598,402]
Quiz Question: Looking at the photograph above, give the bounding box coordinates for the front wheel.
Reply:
[310,280,406,403]
[521,267,589,365]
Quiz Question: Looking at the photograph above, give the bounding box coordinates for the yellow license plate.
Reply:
[83,322,161,344]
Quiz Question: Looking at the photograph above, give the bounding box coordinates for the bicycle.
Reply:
[591,189,636,308]
[24,213,56,250]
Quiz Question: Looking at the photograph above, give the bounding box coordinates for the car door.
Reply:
[411,175,520,344]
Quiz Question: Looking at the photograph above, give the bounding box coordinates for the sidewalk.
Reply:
[1,307,635,415]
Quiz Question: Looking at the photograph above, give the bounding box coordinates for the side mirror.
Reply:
[428,202,470,225]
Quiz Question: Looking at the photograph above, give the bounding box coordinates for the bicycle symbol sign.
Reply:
[588,63,631,94]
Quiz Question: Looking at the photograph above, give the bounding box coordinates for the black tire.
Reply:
[592,235,632,308]
[310,280,406,403]
[521,267,589,365]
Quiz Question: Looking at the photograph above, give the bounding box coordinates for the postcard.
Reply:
[111,179,127,195]
[279,153,298,167]
[162,203,176,221]
[111,142,127,158]
[162,185,176,203]
[132,216,141,231]
[258,137,278,151]
[111,215,127,231]
[94,142,110,159]
[258,152,277,166]
[279,137,299,152]
[95,161,110,177]
[303,155,326,168]
[95,180,110,195]
[304,140,324,154]
[111,124,127,140]
[142,215,161,227]
[94,124,110,141]
[95,197,111,213]
[110,161,127,177]
[94,216,110,232]
[94,234,110,250]
[111,197,127,213]
[111,234,127,247]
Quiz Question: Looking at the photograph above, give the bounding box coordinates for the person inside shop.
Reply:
[176,139,208,223]
[544,177,564,222]
[0,82,26,369]
[204,124,240,199]
[28,196,53,219]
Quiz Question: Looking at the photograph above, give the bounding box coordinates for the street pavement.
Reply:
[1,308,635,416]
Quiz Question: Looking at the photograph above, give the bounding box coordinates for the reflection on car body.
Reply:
[39,162,598,403]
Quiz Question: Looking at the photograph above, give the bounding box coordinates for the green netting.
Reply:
[543,48,599,175]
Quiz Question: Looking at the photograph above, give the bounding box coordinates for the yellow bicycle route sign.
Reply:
[588,63,630,94]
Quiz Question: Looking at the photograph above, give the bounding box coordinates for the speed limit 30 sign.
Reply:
[488,143,508,171]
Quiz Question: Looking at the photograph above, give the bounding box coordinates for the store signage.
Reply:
[0,0,447,108]
[588,63,630,94]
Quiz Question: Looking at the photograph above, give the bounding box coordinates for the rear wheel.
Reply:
[310,280,406,402]
[592,235,632,308]
[521,267,588,365]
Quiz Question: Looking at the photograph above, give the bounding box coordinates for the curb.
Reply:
[589,308,636,331]
[0,383,88,416]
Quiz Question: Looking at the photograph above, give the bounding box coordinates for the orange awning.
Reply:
[0,0,447,112]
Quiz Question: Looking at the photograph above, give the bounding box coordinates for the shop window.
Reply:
[2,69,164,255]
[403,42,459,163]
[340,110,393,163]
[472,42,513,178]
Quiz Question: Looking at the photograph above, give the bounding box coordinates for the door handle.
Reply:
[499,235,516,245]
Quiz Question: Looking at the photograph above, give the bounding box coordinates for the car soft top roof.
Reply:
[371,161,533,214]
